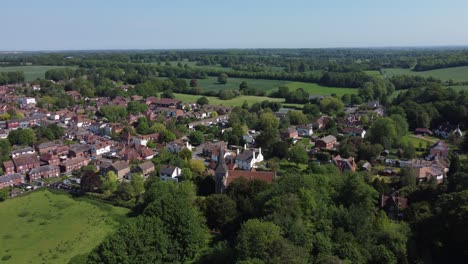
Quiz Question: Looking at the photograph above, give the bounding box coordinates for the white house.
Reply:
[159,165,182,182]
[297,124,314,137]
[92,143,111,156]
[342,127,366,138]
[235,148,264,171]
[19,97,37,105]
[132,136,148,146]
[32,85,41,91]
[166,139,192,153]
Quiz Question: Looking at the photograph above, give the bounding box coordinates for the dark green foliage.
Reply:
[35,124,65,141]
[189,131,205,146]
[126,101,148,114]
[7,128,36,146]
[0,139,11,162]
[204,194,237,231]
[196,96,209,106]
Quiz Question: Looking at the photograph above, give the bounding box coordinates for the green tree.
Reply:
[218,73,228,84]
[196,96,209,106]
[320,97,344,115]
[287,110,309,125]
[287,145,308,164]
[179,147,193,160]
[7,128,36,146]
[189,131,205,146]
[400,167,417,187]
[0,188,9,202]
[189,159,206,175]
[87,216,171,264]
[204,194,237,231]
[258,112,279,130]
[101,171,119,195]
[0,139,11,162]
[367,118,399,148]
[127,101,148,114]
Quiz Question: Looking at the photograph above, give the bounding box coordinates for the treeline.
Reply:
[393,84,468,129]
[414,53,468,71]
[0,71,25,85]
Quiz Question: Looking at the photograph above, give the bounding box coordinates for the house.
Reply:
[59,157,90,174]
[32,84,41,91]
[315,135,337,149]
[28,165,60,181]
[429,141,449,159]
[380,190,408,220]
[361,162,372,171]
[415,166,444,184]
[69,144,92,158]
[215,145,274,193]
[40,153,60,166]
[36,142,60,154]
[297,124,314,137]
[342,127,366,138]
[414,128,433,136]
[19,97,36,105]
[280,127,299,140]
[152,98,181,108]
[235,148,264,171]
[166,139,192,153]
[159,165,182,182]
[12,154,40,174]
[111,161,130,179]
[11,147,35,158]
[332,155,357,172]
[137,161,155,177]
[3,161,15,174]
[0,129,8,139]
[66,91,81,100]
[0,173,24,189]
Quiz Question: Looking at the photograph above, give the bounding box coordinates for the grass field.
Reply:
[0,189,128,264]
[0,66,74,81]
[162,76,357,96]
[401,134,438,148]
[381,66,468,82]
[286,82,358,96]
[174,93,284,107]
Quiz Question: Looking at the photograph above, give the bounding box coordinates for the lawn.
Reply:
[0,189,128,264]
[401,134,438,148]
[0,66,75,81]
[286,82,358,96]
[381,66,468,83]
[174,93,284,107]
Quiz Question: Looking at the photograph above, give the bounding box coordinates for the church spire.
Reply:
[215,143,228,174]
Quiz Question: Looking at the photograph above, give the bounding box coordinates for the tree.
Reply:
[390,114,409,137]
[127,101,148,114]
[189,159,206,175]
[320,97,344,115]
[401,167,417,187]
[7,128,36,146]
[288,110,309,125]
[258,112,279,130]
[143,181,209,262]
[0,188,9,202]
[0,139,11,162]
[101,171,119,195]
[81,171,103,192]
[196,96,209,106]
[367,118,399,148]
[130,173,145,200]
[218,73,228,84]
[189,131,205,146]
[287,145,308,164]
[204,194,237,231]
[87,216,171,264]
[179,147,193,160]
[236,219,307,264]
[190,79,198,87]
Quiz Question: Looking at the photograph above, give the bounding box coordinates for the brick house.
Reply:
[315,135,337,149]
[332,155,357,172]
[429,141,449,159]
[12,154,40,174]
[137,161,155,177]
[3,160,15,174]
[111,161,130,179]
[280,127,299,140]
[0,173,24,189]
[28,165,60,181]
[59,157,90,174]
[40,153,60,166]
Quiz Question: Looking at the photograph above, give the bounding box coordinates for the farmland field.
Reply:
[161,76,357,96]
[0,66,74,81]
[0,189,128,264]
[381,66,468,82]
[174,93,284,107]
[286,82,358,96]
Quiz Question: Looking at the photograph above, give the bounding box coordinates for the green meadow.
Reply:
[381,66,468,82]
[174,93,284,107]
[0,189,128,264]
[0,66,74,81]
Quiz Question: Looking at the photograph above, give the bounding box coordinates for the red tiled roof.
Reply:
[226,170,275,186]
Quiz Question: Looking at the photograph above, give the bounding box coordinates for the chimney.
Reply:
[244,144,247,150]
[252,149,256,160]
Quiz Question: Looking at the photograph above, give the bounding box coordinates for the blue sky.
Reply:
[1,0,467,50]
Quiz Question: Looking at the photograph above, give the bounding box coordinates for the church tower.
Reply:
[215,144,228,193]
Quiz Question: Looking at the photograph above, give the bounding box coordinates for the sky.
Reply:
[1,0,468,50]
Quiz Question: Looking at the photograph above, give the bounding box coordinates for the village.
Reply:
[0,80,461,218]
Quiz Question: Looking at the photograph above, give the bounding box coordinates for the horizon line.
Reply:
[1,44,468,53]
